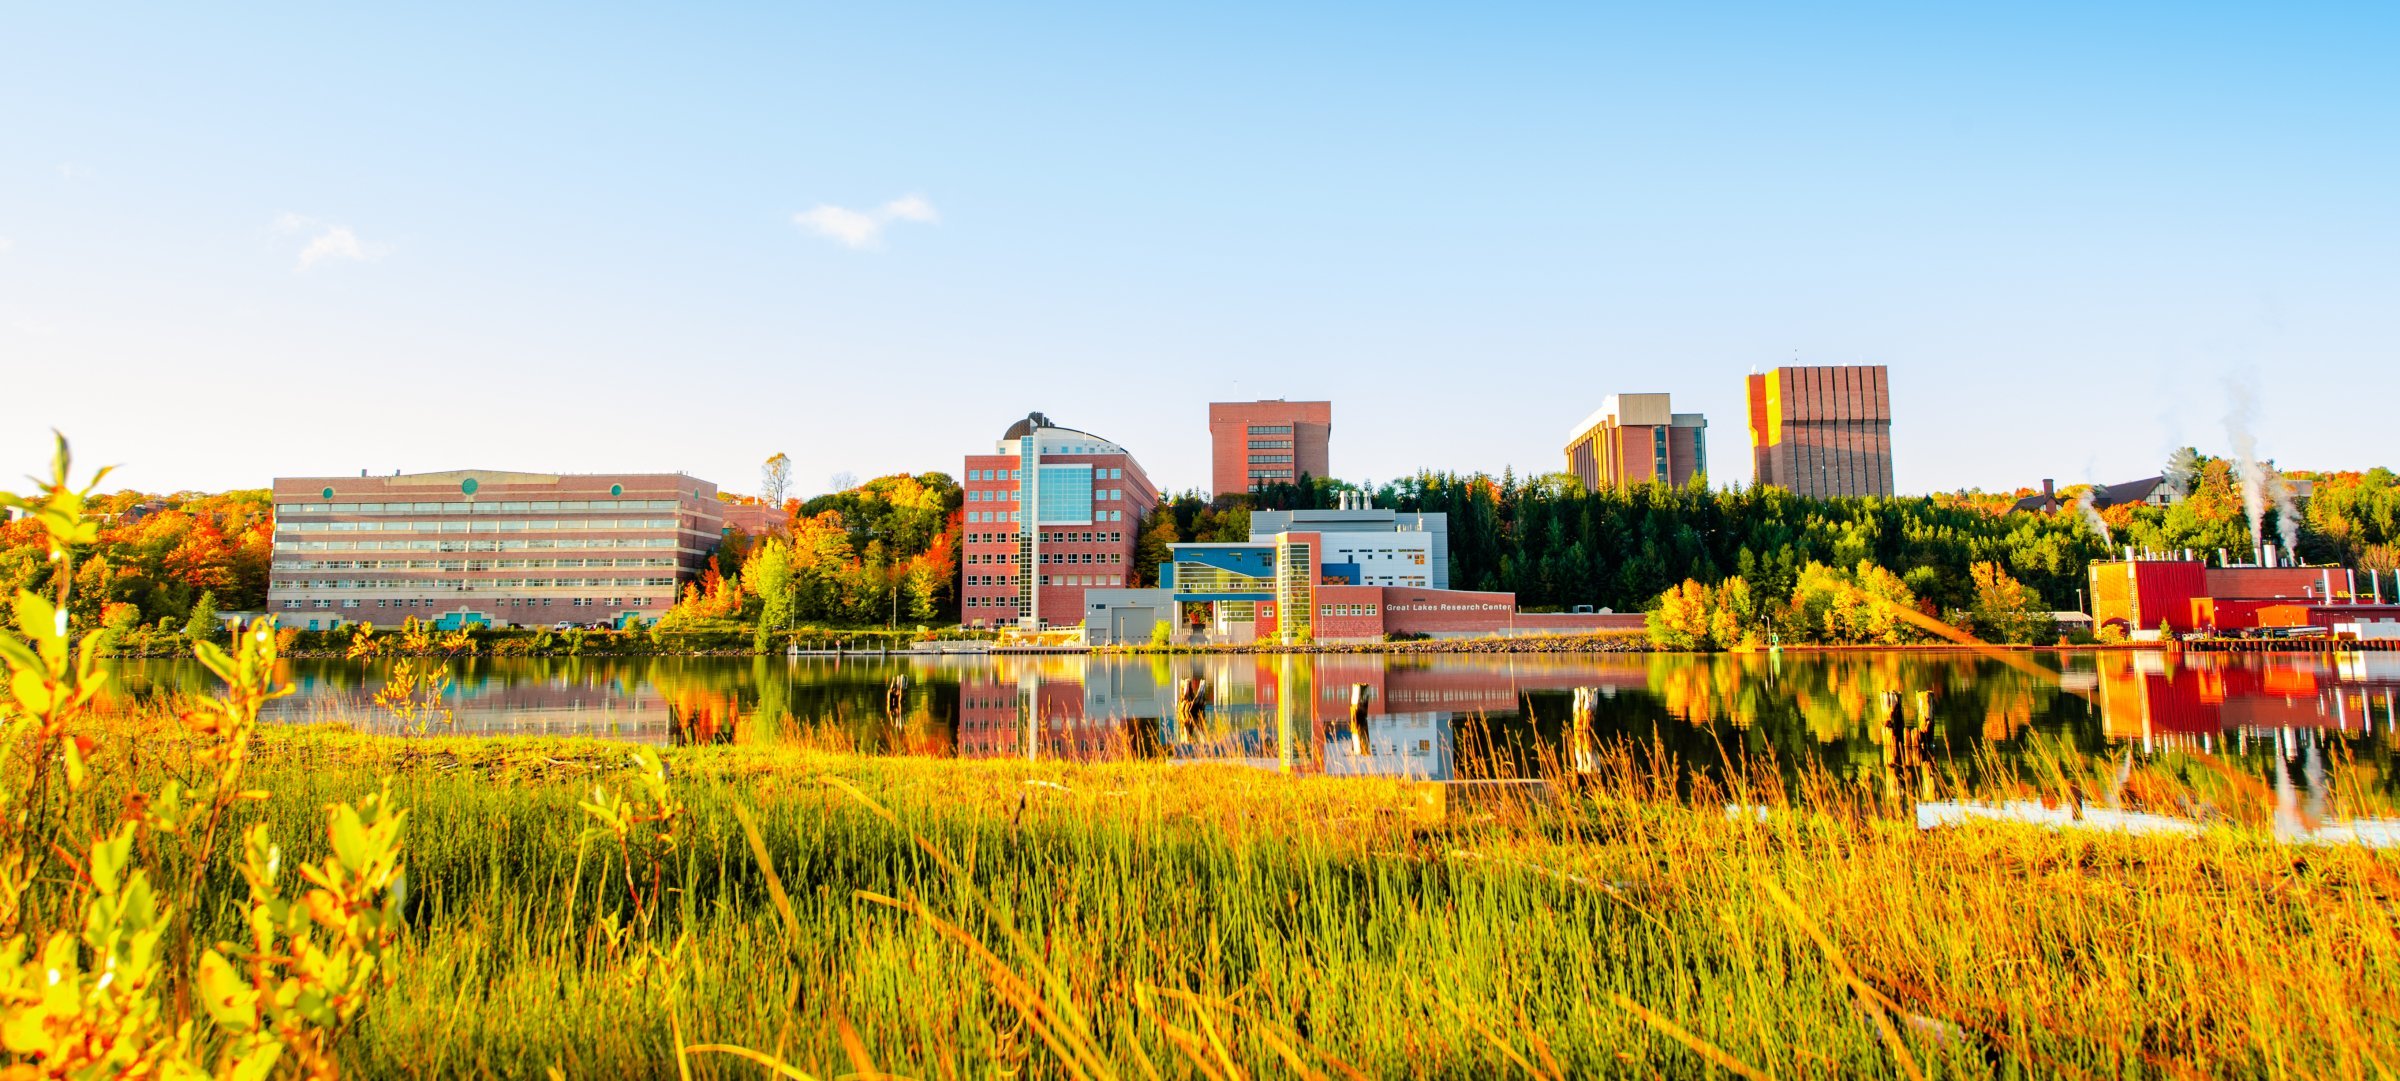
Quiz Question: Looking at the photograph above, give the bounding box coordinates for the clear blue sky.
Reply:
[4,3,2393,499]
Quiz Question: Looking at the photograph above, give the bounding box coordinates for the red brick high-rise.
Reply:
[960,413,1160,629]
[1745,365,1894,497]
[1208,400,1331,495]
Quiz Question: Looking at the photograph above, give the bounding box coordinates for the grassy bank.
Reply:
[42,715,2392,1079]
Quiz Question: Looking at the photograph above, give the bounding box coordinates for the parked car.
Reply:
[552,621,574,631]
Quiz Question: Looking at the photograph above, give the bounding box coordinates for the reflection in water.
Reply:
[105,650,2400,814]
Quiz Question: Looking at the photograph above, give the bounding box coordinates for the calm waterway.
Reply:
[103,650,2400,807]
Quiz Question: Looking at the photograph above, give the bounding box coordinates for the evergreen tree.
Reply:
[185,589,225,643]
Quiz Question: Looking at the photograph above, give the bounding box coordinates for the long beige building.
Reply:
[267,470,723,631]
[1745,365,1894,497]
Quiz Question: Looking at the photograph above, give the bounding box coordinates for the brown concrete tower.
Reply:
[1745,365,1893,497]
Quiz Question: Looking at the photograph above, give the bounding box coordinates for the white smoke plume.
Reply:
[2274,474,2302,563]
[2077,493,2112,546]
[2224,380,2268,553]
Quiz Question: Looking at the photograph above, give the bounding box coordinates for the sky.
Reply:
[3,3,2394,501]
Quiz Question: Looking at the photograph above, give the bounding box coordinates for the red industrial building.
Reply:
[1208,400,1331,495]
[2090,558,2400,635]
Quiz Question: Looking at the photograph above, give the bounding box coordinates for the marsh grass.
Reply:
[41,706,2400,1079]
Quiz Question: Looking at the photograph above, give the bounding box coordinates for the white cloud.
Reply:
[56,162,90,181]
[0,236,13,254]
[791,194,939,249]
[274,213,385,271]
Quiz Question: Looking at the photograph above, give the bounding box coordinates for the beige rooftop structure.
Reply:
[1563,393,1709,492]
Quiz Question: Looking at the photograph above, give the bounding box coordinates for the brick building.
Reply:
[720,501,790,538]
[1745,365,1894,497]
[1563,393,1709,492]
[267,470,723,631]
[1208,400,1331,495]
[960,412,1161,629]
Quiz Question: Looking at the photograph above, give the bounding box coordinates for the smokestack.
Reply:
[2124,545,2135,561]
[2043,478,2055,504]
[2264,544,2279,568]
[2218,548,2229,567]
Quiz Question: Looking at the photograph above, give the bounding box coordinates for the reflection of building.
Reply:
[1563,393,1708,492]
[1209,400,1331,494]
[960,413,1161,630]
[1745,365,1893,497]
[2093,652,2400,746]
[268,470,722,631]
[1323,712,1453,779]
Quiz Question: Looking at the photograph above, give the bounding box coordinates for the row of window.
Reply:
[962,574,1121,601]
[275,557,676,571]
[1249,454,1293,464]
[276,538,683,553]
[276,577,677,590]
[964,551,1121,567]
[281,518,678,534]
[965,509,1127,524]
[1247,439,1293,450]
[1246,425,1293,435]
[1334,550,1430,565]
[971,487,1130,503]
[968,464,1126,482]
[1320,604,1381,618]
[280,596,653,611]
[279,500,682,515]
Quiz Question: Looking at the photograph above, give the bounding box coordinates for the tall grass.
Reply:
[66,711,2391,1078]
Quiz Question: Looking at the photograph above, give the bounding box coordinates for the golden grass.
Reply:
[38,710,2400,1078]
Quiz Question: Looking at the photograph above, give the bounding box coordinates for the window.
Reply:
[1247,425,1292,435]
[1247,439,1293,450]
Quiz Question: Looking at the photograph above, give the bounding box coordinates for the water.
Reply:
[103,649,2400,811]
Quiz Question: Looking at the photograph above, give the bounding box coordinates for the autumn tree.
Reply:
[1133,505,1181,587]
[1645,579,1717,650]
[1965,561,2051,643]
[749,538,797,633]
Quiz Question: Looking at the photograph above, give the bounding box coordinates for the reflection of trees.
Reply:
[1616,653,2085,792]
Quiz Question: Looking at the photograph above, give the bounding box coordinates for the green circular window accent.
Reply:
[460,478,479,495]
[610,484,623,496]
[320,487,334,499]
